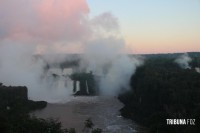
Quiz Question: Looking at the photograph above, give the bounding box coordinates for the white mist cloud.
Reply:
[0,0,90,102]
[0,0,142,102]
[0,0,89,41]
[0,41,73,102]
[99,56,143,95]
[81,15,143,95]
[175,53,192,69]
[82,39,143,95]
[195,67,200,73]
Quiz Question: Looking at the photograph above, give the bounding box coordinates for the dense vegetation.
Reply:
[0,84,71,133]
[119,54,200,133]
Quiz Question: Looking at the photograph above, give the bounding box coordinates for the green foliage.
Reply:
[66,128,76,133]
[0,84,69,133]
[119,57,200,133]
[83,119,103,133]
[84,118,94,129]
[91,128,102,133]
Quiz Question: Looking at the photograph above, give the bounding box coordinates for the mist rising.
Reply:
[0,0,142,102]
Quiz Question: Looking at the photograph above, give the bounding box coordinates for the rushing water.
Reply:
[33,96,145,133]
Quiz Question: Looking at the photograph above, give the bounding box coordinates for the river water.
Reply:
[33,96,145,133]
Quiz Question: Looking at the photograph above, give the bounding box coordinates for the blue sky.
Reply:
[87,0,200,53]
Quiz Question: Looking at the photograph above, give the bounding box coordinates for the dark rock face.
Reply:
[0,85,28,101]
[0,83,47,113]
[70,72,99,96]
[0,83,69,133]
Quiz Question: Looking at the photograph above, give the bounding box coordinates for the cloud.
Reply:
[0,0,123,54]
[91,12,120,37]
[175,53,192,69]
[0,0,89,45]
[0,0,142,101]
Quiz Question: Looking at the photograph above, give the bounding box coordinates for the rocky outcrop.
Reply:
[70,72,99,96]
[0,83,47,113]
[0,84,28,101]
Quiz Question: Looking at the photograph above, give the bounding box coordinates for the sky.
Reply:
[0,0,144,101]
[0,0,199,54]
[87,0,200,54]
